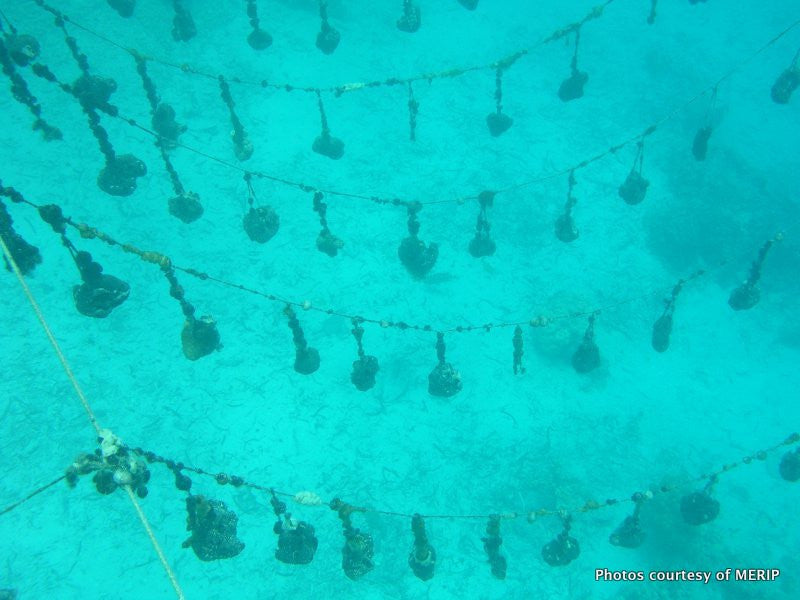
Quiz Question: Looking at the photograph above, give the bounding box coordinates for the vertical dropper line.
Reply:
[494,67,503,114]
[634,140,644,174]
[316,89,329,134]
[0,234,186,600]
[704,85,718,124]
[571,27,581,72]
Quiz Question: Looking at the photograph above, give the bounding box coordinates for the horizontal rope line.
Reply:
[45,0,612,95]
[131,431,799,522]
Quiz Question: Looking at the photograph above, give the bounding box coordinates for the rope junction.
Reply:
[0,235,186,599]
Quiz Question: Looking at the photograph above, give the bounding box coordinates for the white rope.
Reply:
[0,234,186,600]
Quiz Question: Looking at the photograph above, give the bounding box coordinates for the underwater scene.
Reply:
[1,0,799,598]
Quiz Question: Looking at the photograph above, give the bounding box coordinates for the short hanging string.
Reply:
[245,0,272,50]
[428,332,462,397]
[468,190,496,257]
[680,475,720,526]
[633,140,644,174]
[542,513,580,566]
[132,52,186,149]
[408,514,436,581]
[482,515,507,579]
[770,46,800,104]
[495,68,504,114]
[317,90,329,135]
[558,26,588,102]
[572,311,601,373]
[218,75,254,161]
[35,1,145,196]
[270,488,318,564]
[34,201,130,319]
[218,75,253,160]
[398,203,438,278]
[618,139,650,205]
[50,7,117,112]
[407,82,419,141]
[330,498,374,580]
[554,170,579,243]
[284,304,320,375]
[609,493,648,548]
[704,85,718,127]
[27,67,136,197]
[241,172,280,243]
[693,85,717,160]
[651,278,690,353]
[0,22,60,140]
[132,52,200,223]
[350,318,379,391]
[512,326,525,375]
[161,260,220,361]
[486,66,513,136]
[312,90,345,159]
[728,235,782,311]
[312,191,343,256]
[316,1,340,54]
[34,1,91,75]
[647,0,658,25]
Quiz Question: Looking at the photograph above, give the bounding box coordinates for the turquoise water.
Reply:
[1,0,799,598]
